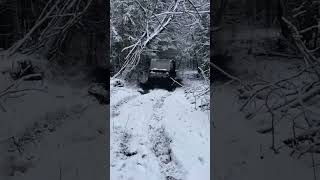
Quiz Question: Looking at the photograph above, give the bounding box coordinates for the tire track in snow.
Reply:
[111,94,141,161]
[111,89,186,180]
[111,91,158,178]
[111,94,139,117]
[148,91,186,180]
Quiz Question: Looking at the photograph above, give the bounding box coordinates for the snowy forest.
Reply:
[110,0,210,81]
[110,0,210,180]
[3,0,320,179]
[214,0,320,179]
[0,0,108,179]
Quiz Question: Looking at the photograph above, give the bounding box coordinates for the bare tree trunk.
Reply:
[213,0,229,56]
[266,0,271,27]
[13,0,21,42]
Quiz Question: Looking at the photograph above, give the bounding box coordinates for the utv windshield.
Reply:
[150,59,171,71]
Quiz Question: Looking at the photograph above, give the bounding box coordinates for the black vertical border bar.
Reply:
[210,0,215,179]
[106,0,111,179]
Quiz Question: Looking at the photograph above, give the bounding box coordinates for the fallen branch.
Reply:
[170,77,183,87]
[273,84,320,112]
[209,62,244,86]
[198,66,209,84]
[253,52,303,59]
[7,0,93,57]
[283,127,320,146]
[282,17,320,64]
[0,73,45,98]
[0,88,47,98]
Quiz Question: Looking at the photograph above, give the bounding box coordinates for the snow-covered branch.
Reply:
[7,0,93,57]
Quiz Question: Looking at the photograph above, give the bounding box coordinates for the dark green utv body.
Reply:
[140,58,177,91]
[148,59,176,80]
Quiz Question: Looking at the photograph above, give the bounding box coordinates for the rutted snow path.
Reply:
[110,78,210,180]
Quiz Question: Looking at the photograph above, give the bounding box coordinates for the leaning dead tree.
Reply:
[239,0,320,157]
[111,0,210,80]
[6,0,93,59]
[112,0,180,79]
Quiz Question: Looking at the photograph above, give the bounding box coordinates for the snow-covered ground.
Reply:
[214,85,316,180]
[0,53,107,180]
[213,18,320,179]
[110,72,210,180]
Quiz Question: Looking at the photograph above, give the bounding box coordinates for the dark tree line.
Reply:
[110,0,210,81]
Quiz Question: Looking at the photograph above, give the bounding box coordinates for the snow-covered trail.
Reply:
[110,78,210,180]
